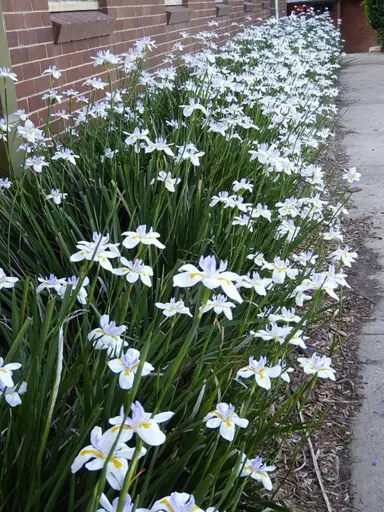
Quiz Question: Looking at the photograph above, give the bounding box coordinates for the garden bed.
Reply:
[0,13,358,512]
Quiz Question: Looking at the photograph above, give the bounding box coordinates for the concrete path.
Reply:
[340,53,384,511]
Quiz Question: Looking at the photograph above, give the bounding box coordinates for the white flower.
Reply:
[71,426,146,490]
[298,353,336,380]
[232,214,254,231]
[0,357,21,388]
[52,110,71,121]
[112,258,153,287]
[251,323,292,345]
[152,492,203,512]
[241,272,272,296]
[240,454,276,491]
[246,252,265,266]
[17,120,43,144]
[291,284,312,307]
[237,356,281,390]
[57,275,89,305]
[268,307,300,324]
[25,155,49,173]
[101,148,119,162]
[63,88,79,98]
[16,109,28,121]
[175,144,205,166]
[201,294,236,320]
[83,77,108,90]
[180,98,207,118]
[46,188,68,205]
[124,127,150,146]
[291,250,318,267]
[52,148,79,166]
[0,268,19,290]
[204,402,249,442]
[224,196,252,213]
[342,167,361,184]
[151,171,181,192]
[155,298,192,317]
[173,255,243,303]
[0,381,27,407]
[0,67,18,81]
[330,246,357,267]
[286,329,307,349]
[91,50,121,67]
[70,232,120,271]
[323,226,343,242]
[42,65,62,79]
[262,257,298,284]
[0,178,12,190]
[37,274,66,293]
[0,119,11,140]
[307,272,339,300]
[279,362,294,383]
[88,315,128,356]
[135,36,157,52]
[276,220,299,242]
[122,225,165,250]
[232,179,253,193]
[97,493,148,512]
[42,89,62,103]
[248,203,272,222]
[107,401,174,446]
[107,348,154,390]
[210,192,236,207]
[145,137,174,157]
[275,197,299,218]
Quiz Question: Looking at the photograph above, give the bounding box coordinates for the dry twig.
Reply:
[298,409,333,512]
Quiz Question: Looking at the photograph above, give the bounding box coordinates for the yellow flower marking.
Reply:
[140,421,152,429]
[257,367,266,378]
[212,410,233,427]
[111,457,123,469]
[160,499,174,512]
[110,424,132,433]
[189,272,205,279]
[80,448,104,458]
[217,277,231,286]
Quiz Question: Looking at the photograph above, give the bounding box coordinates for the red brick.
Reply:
[29,44,48,62]
[2,0,14,13]
[22,61,41,80]
[10,47,29,65]
[36,27,53,44]
[4,13,25,31]
[31,0,49,9]
[23,11,47,29]
[16,79,35,100]
[12,0,33,11]
[18,29,38,47]
[6,31,19,49]
[28,93,46,112]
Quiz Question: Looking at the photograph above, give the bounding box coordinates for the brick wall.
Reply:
[341,0,377,52]
[2,0,276,127]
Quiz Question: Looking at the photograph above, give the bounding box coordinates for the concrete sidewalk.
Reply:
[340,53,384,512]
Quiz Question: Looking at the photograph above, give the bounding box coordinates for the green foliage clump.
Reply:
[363,0,384,29]
[363,0,384,47]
